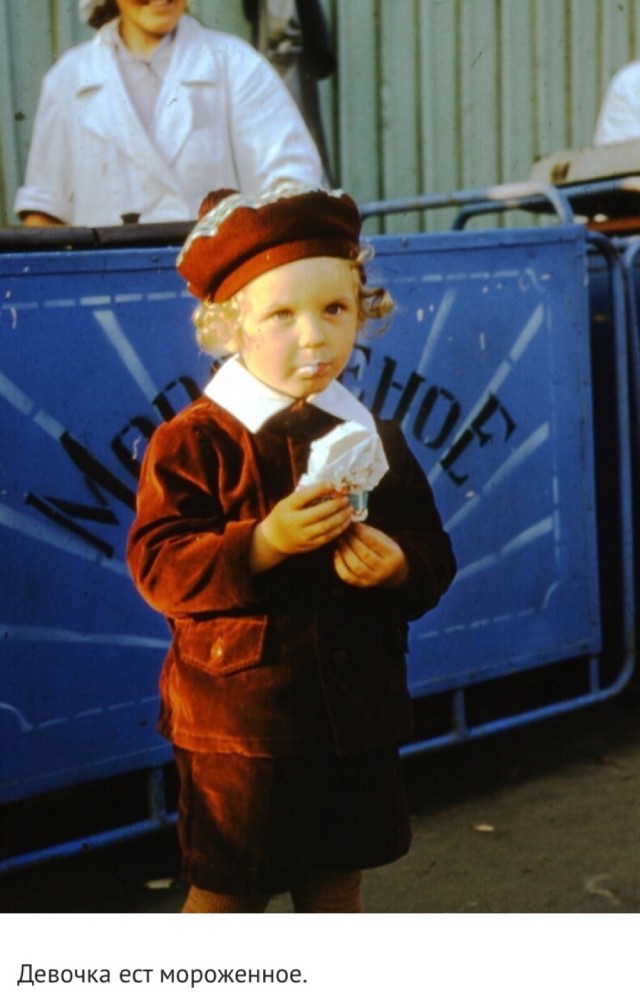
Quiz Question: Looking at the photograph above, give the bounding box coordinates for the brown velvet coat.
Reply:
[127,396,456,757]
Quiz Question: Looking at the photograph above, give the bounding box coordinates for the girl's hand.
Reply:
[251,483,353,572]
[333,522,409,588]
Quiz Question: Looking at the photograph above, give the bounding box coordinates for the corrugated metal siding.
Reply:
[2,0,640,228]
[330,0,638,224]
[327,0,640,231]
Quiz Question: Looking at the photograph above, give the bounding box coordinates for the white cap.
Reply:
[78,1,101,22]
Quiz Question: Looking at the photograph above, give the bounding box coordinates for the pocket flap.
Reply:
[174,616,268,676]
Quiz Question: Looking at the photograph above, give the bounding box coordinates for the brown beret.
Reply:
[177,182,362,302]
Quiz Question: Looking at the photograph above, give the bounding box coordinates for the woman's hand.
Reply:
[333,522,409,588]
[250,483,353,573]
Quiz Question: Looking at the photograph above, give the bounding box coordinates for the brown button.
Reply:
[332,648,349,667]
[210,638,224,662]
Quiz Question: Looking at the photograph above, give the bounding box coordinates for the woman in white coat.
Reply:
[594,60,640,146]
[14,0,324,227]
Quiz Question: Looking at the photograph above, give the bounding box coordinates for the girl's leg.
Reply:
[182,884,271,914]
[291,869,363,913]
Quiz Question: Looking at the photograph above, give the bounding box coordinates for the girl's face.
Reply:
[116,0,186,51]
[237,256,361,400]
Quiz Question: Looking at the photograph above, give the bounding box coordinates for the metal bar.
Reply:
[619,237,640,444]
[452,688,467,738]
[147,767,168,823]
[400,665,635,760]
[588,232,637,685]
[552,175,640,205]
[359,181,576,226]
[0,813,178,876]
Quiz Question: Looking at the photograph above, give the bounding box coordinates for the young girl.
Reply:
[127,182,456,913]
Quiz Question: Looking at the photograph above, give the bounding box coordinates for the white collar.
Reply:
[204,355,377,434]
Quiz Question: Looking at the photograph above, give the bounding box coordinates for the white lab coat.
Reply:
[14,15,323,226]
[594,61,640,146]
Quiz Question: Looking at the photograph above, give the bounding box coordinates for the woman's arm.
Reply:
[21,212,64,226]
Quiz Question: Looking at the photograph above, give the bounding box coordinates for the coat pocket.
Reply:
[174,616,268,676]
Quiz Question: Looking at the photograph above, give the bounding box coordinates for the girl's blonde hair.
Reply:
[193,248,394,357]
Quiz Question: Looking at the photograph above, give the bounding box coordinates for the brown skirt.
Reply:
[173,747,412,896]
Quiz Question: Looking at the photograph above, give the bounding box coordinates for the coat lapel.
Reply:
[152,16,218,167]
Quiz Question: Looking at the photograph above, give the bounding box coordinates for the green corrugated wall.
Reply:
[2,0,640,229]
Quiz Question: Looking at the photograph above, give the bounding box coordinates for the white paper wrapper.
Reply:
[297,421,389,520]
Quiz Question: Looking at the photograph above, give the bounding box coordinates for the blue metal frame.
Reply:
[398,229,636,757]
[359,181,575,226]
